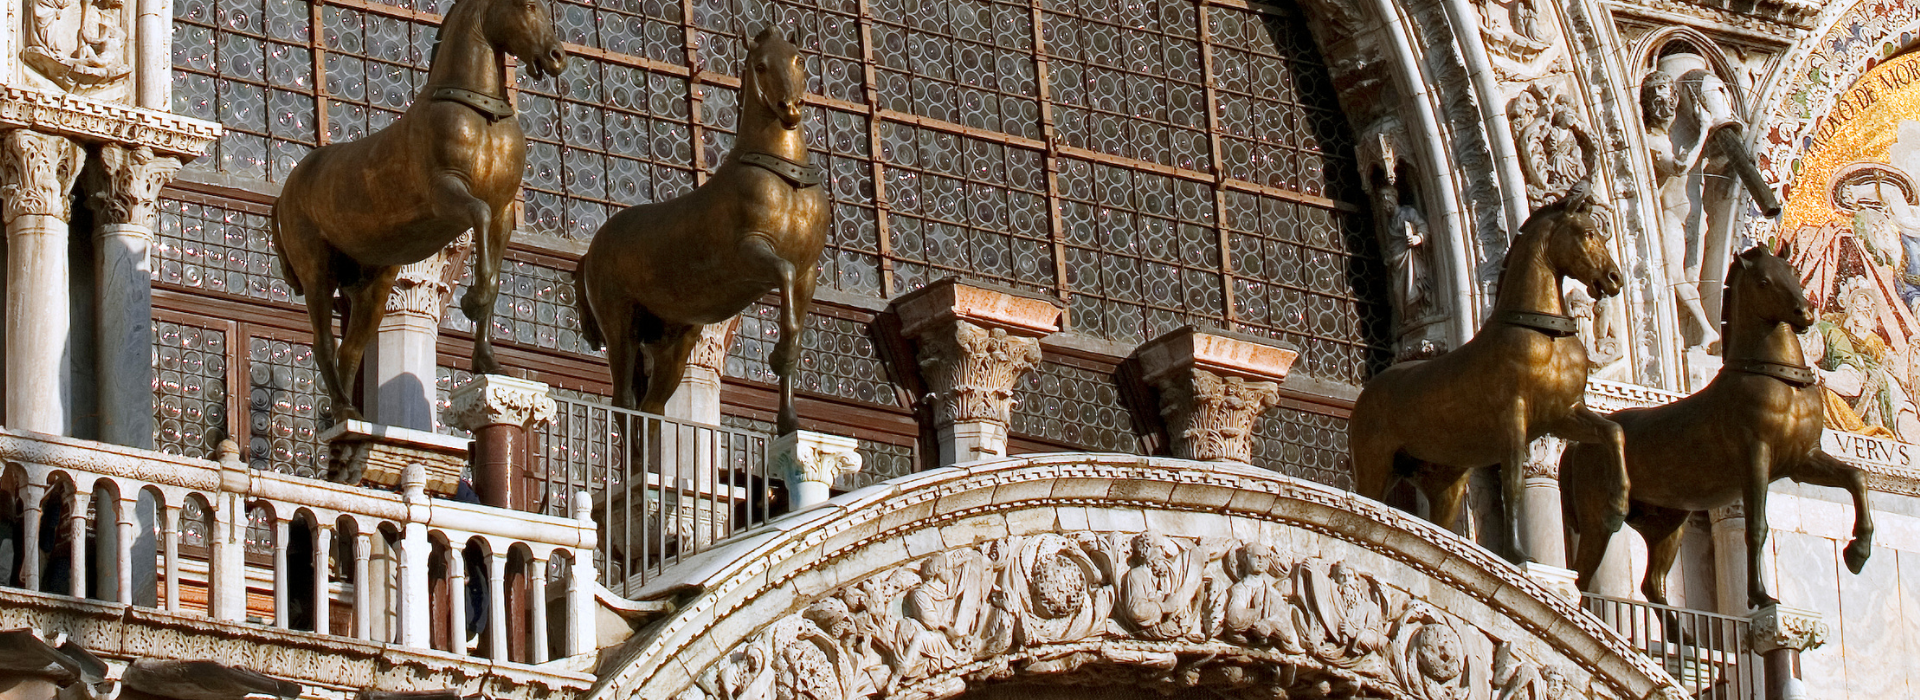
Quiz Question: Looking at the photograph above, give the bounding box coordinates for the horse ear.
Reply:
[1776,239,1794,260]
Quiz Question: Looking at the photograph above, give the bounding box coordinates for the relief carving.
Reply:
[0,130,84,224]
[87,144,183,226]
[24,0,132,91]
[1510,86,1596,211]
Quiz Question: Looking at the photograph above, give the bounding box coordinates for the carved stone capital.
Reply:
[1135,327,1297,462]
[771,430,862,509]
[1523,437,1565,480]
[385,234,470,321]
[86,143,181,226]
[445,374,558,431]
[892,279,1060,430]
[1748,604,1827,654]
[687,316,741,374]
[1709,502,1745,525]
[0,130,82,225]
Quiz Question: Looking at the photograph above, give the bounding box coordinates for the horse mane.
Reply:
[427,0,486,67]
[1492,196,1573,303]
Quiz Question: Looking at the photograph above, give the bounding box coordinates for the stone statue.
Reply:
[271,0,567,422]
[1351,191,1626,564]
[1562,245,1874,608]
[1377,171,1435,325]
[1642,52,1783,351]
[575,29,829,435]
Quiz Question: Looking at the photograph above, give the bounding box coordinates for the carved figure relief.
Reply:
[23,0,132,91]
[681,534,1599,700]
[1511,87,1596,210]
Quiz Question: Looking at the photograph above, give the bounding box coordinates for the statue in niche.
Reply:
[24,0,132,90]
[1360,122,1443,354]
[1512,86,1595,210]
[1641,52,1783,351]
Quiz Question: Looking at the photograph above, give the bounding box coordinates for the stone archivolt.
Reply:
[599,455,1687,700]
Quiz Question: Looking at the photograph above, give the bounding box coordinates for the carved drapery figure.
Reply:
[24,0,132,89]
[1359,122,1443,352]
[1512,87,1595,210]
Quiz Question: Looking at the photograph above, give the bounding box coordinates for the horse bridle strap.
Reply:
[1723,358,1816,387]
[1492,310,1579,337]
[430,87,515,122]
[739,152,822,188]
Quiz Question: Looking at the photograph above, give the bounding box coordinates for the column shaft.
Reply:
[530,558,549,663]
[314,526,332,634]
[21,482,43,590]
[162,515,179,613]
[2,131,83,435]
[273,519,290,627]
[449,549,468,654]
[116,504,135,604]
[353,533,372,639]
[488,554,508,660]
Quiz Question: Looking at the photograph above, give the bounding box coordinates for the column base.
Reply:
[322,420,469,496]
[771,430,862,510]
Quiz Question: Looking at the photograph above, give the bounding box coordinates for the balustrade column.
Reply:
[116,498,136,604]
[273,518,291,627]
[162,510,179,613]
[353,532,372,639]
[1516,439,1580,600]
[21,481,44,590]
[67,488,85,598]
[448,376,557,511]
[566,494,596,657]
[488,553,508,660]
[213,445,249,621]
[399,465,432,647]
[313,526,332,634]
[448,548,467,654]
[85,144,182,448]
[890,280,1061,465]
[0,130,84,435]
[529,557,549,664]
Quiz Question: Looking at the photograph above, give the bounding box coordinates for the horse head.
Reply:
[484,0,566,80]
[1536,189,1624,300]
[1729,242,1813,332]
[745,28,807,128]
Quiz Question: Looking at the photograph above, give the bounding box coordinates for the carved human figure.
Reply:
[1642,68,1714,349]
[1511,0,1540,41]
[1221,542,1300,651]
[1119,533,1204,640]
[717,646,774,700]
[1302,562,1387,661]
[1545,96,1591,194]
[31,0,79,58]
[79,0,126,71]
[1377,175,1434,325]
[1512,88,1593,209]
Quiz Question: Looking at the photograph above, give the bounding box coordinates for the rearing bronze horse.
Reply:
[1351,193,1627,564]
[1562,244,1873,608]
[575,29,828,434]
[272,0,566,421]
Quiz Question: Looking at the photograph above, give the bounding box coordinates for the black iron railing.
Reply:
[1583,594,1760,699]
[535,397,773,598]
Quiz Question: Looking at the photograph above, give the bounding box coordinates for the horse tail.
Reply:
[270,207,304,297]
[574,259,605,351]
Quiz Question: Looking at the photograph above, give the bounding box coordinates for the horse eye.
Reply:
[1758,278,1772,288]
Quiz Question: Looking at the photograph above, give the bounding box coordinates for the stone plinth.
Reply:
[891,279,1062,466]
[322,420,469,496]
[1133,327,1297,462]
[446,375,557,511]
[770,430,861,510]
[367,237,467,431]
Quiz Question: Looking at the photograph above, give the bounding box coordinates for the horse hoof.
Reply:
[1749,593,1779,610]
[1846,539,1872,573]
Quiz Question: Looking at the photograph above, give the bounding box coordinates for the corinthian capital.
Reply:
[385,233,471,320]
[688,316,741,374]
[0,130,83,225]
[446,374,558,431]
[88,144,184,226]
[891,279,1062,428]
[1134,327,1297,462]
[1748,604,1827,654]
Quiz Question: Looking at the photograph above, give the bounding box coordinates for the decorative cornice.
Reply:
[0,130,83,224]
[87,143,182,226]
[445,374,560,431]
[1747,604,1827,654]
[0,86,219,158]
[1606,0,1819,39]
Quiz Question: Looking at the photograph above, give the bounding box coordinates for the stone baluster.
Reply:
[352,531,373,640]
[1750,604,1825,700]
[313,526,333,634]
[399,464,432,647]
[367,238,467,431]
[566,493,597,657]
[273,517,291,627]
[448,375,558,511]
[162,509,179,613]
[67,488,86,598]
[116,497,136,604]
[20,481,44,590]
[1132,327,1296,463]
[86,144,182,448]
[665,317,739,424]
[212,442,248,621]
[890,279,1061,466]
[0,130,84,435]
[488,553,509,660]
[530,557,549,664]
[448,547,468,654]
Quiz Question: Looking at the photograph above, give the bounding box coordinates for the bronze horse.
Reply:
[272,0,566,421]
[575,29,828,434]
[1351,193,1627,564]
[1562,245,1873,608]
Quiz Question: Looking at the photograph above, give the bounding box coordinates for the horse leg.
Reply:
[300,261,355,422]
[637,323,700,415]
[1743,442,1777,609]
[429,173,499,374]
[1562,446,1620,593]
[335,266,399,421]
[1349,423,1400,504]
[1552,404,1630,522]
[600,307,639,410]
[1500,408,1531,565]
[1627,505,1688,605]
[742,234,810,434]
[1793,449,1874,574]
[1418,470,1470,534]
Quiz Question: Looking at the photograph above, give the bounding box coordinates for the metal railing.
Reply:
[536,396,774,598]
[1583,594,1760,699]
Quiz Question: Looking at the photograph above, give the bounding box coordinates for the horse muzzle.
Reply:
[1589,269,1624,299]
[528,49,567,80]
[1789,307,1815,332]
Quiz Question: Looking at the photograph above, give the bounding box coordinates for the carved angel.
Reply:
[1220,542,1301,651]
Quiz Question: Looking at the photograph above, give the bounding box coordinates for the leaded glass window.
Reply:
[247,337,330,477]
[154,321,231,459]
[173,0,319,181]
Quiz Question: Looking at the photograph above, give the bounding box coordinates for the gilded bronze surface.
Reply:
[575,30,829,434]
[1562,245,1873,608]
[1351,193,1627,564]
[269,0,567,422]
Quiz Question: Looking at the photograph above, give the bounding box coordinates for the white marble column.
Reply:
[566,493,597,657]
[86,144,182,449]
[1710,503,1752,616]
[352,532,373,640]
[399,464,432,647]
[162,511,179,613]
[136,0,173,109]
[313,526,333,634]
[1517,438,1580,601]
[0,130,83,435]
[529,557,549,664]
[448,547,468,654]
[115,498,136,604]
[665,317,739,424]
[20,481,44,590]
[272,517,290,627]
[891,280,1061,466]
[1133,328,1296,463]
[487,553,508,660]
[367,240,466,431]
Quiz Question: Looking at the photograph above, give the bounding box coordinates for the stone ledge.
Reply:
[0,87,220,158]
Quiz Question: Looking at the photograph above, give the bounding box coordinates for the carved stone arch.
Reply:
[1631,27,1752,115]
[590,455,1688,700]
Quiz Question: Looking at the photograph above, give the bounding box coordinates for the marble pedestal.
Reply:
[322,420,470,496]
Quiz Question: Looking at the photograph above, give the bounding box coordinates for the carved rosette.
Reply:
[1155,368,1281,462]
[0,130,83,225]
[385,233,471,321]
[688,316,742,374]
[916,320,1044,426]
[1748,604,1827,655]
[87,143,182,226]
[445,374,558,431]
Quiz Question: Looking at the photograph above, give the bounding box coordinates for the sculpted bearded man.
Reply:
[1641,67,1719,350]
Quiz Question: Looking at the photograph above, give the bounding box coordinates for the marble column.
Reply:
[1710,503,1752,616]
[891,280,1061,466]
[399,464,432,647]
[566,493,597,657]
[1517,438,1580,600]
[87,144,181,449]
[770,431,862,509]
[0,130,83,434]
[366,239,466,431]
[136,0,173,109]
[447,375,557,511]
[529,557,549,664]
[1750,604,1826,700]
[664,317,739,425]
[1133,327,1295,463]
